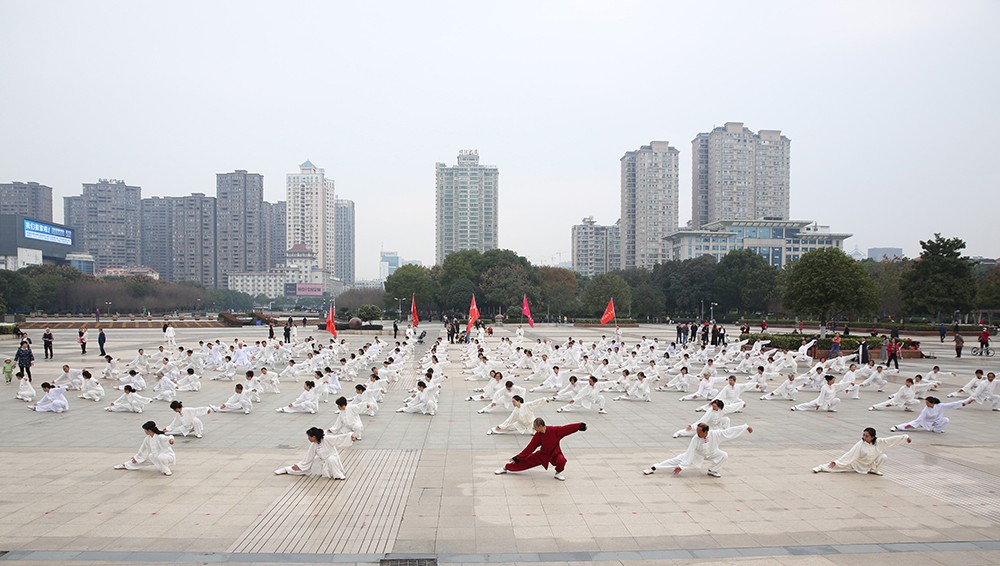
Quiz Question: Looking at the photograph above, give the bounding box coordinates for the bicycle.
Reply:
[971,345,995,357]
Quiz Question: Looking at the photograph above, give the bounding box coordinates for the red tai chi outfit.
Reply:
[504,422,585,473]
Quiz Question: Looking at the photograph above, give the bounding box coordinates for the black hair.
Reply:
[512,395,524,404]
[356,384,367,392]
[187,368,195,375]
[304,380,315,388]
[533,417,546,428]
[307,426,325,444]
[41,382,52,389]
[142,421,166,434]
[926,396,941,405]
[863,427,878,443]
[124,385,135,393]
[505,380,514,388]
[245,370,254,377]
[82,370,92,378]
[169,400,183,410]
[417,380,427,388]
[712,399,725,409]
[235,383,244,391]
[336,396,348,407]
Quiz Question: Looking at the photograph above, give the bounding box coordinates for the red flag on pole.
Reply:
[600,298,616,325]
[521,294,534,328]
[411,294,419,327]
[326,304,337,337]
[466,295,480,335]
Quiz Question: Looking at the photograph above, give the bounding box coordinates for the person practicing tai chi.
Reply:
[211,383,253,414]
[277,380,319,414]
[164,400,212,438]
[274,427,356,480]
[760,373,799,401]
[114,421,176,476]
[494,418,587,480]
[29,382,69,413]
[643,423,753,478]
[791,375,840,412]
[488,395,550,435]
[328,396,371,439]
[105,385,152,413]
[812,427,911,475]
[674,399,731,438]
[869,378,918,412]
[891,396,970,433]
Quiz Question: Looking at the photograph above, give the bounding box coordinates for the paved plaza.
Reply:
[1,323,999,566]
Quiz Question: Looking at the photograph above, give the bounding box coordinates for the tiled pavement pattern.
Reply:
[1,324,999,565]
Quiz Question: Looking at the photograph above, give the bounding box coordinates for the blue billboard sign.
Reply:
[24,219,74,246]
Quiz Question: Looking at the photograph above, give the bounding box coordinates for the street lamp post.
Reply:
[710,302,718,322]
[700,300,704,322]
[394,297,404,320]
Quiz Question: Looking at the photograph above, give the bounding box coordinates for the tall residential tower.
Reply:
[691,122,791,228]
[434,150,499,265]
[286,161,336,273]
[620,141,679,270]
[64,179,142,270]
[216,170,265,287]
[334,198,355,285]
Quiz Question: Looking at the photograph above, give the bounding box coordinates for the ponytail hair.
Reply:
[307,426,325,444]
[142,421,166,435]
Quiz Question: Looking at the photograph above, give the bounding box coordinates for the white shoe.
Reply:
[553,472,566,481]
[195,434,203,439]
[868,470,884,476]
[494,467,507,475]
[486,429,494,435]
[868,406,875,411]
[890,426,898,431]
[598,409,607,414]
[642,468,655,475]
[114,464,127,470]
[707,470,721,478]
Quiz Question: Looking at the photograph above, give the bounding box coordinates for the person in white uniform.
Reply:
[30,383,69,412]
[791,375,840,412]
[488,395,551,435]
[891,396,969,433]
[211,383,253,414]
[277,381,319,414]
[643,423,753,478]
[673,399,731,438]
[812,427,911,475]
[869,378,918,412]
[164,400,212,438]
[274,427,356,480]
[114,421,176,476]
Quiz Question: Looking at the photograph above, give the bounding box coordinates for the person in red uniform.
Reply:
[494,418,586,480]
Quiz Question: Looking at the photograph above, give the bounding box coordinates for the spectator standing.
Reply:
[14,341,34,379]
[42,328,54,360]
[954,333,964,358]
[98,328,108,357]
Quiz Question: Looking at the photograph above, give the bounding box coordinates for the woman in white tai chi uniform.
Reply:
[30,383,69,412]
[105,385,152,413]
[643,423,753,478]
[890,396,969,433]
[673,399,731,438]
[274,427,356,480]
[791,375,840,412]
[812,427,910,475]
[164,400,212,438]
[277,380,319,414]
[488,395,550,435]
[114,421,176,476]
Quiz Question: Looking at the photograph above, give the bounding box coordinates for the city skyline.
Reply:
[2,1,999,276]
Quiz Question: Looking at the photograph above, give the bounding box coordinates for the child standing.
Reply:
[2,358,14,384]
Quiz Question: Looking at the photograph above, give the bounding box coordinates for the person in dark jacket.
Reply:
[14,341,34,379]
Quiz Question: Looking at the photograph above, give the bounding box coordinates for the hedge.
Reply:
[0,325,17,335]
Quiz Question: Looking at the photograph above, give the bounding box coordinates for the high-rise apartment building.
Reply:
[262,200,287,269]
[286,161,336,273]
[216,170,265,288]
[64,179,142,270]
[691,122,791,228]
[140,197,174,280]
[620,141,679,270]
[435,150,499,265]
[571,217,621,277]
[172,194,217,286]
[0,182,53,222]
[334,199,355,285]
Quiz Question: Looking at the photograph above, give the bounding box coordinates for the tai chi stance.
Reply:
[643,423,753,478]
[274,426,356,479]
[812,427,910,475]
[494,419,586,480]
[114,421,176,476]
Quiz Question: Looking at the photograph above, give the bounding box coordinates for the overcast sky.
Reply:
[2,1,998,278]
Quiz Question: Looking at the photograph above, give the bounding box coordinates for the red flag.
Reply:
[411,294,419,327]
[600,298,616,325]
[466,295,480,335]
[326,304,337,337]
[521,294,534,328]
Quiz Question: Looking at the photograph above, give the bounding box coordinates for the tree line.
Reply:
[379,234,998,323]
[0,264,258,316]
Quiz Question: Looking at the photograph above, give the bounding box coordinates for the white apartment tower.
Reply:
[334,198,355,285]
[620,141,680,270]
[692,122,791,228]
[572,217,621,277]
[286,161,336,273]
[435,150,499,265]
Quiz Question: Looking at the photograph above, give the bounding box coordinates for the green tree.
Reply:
[976,267,1000,310]
[479,264,536,314]
[713,250,778,315]
[659,255,717,316]
[445,278,477,314]
[0,270,35,312]
[356,304,383,321]
[437,250,482,299]
[901,234,976,318]
[538,266,579,317]
[383,264,438,314]
[783,247,878,323]
[862,258,911,318]
[19,264,80,310]
[632,281,665,319]
[582,273,631,317]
